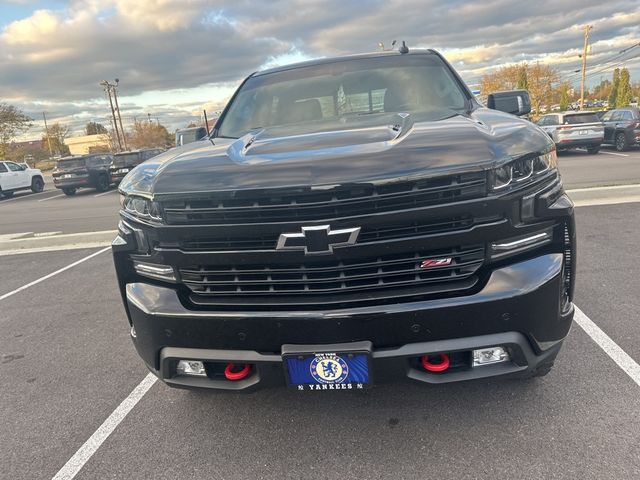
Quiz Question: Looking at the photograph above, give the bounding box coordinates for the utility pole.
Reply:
[111,79,128,151]
[579,25,592,110]
[42,112,53,158]
[101,80,122,151]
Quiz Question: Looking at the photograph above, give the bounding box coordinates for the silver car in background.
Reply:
[536,111,604,154]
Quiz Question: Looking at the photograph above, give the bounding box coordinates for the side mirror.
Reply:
[487,90,531,116]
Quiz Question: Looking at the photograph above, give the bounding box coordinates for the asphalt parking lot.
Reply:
[1,150,640,479]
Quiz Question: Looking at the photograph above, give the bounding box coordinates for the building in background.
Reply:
[64,134,110,155]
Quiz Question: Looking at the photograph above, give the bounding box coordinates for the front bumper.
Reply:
[556,137,602,149]
[123,253,573,390]
[109,170,129,183]
[53,177,90,188]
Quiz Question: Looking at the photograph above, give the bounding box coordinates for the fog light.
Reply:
[176,360,206,377]
[472,347,509,367]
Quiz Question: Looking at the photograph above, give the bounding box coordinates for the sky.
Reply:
[1,0,639,140]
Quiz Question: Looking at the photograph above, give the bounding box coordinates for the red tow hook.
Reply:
[420,353,450,372]
[224,363,252,381]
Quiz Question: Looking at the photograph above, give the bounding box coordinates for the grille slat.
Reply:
[162,173,486,225]
[174,215,486,252]
[179,245,484,297]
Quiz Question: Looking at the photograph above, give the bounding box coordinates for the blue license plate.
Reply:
[285,352,370,391]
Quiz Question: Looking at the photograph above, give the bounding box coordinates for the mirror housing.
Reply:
[487,90,531,116]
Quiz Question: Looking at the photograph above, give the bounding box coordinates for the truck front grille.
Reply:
[161,172,486,225]
[179,244,485,308]
[176,215,482,252]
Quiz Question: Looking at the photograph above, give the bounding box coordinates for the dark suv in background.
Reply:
[52,154,113,195]
[114,49,575,392]
[601,108,640,151]
[110,149,164,185]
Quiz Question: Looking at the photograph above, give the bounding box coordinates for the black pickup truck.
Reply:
[113,49,575,392]
[110,149,164,185]
[53,154,113,195]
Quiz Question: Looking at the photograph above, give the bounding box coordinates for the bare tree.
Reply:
[481,63,560,115]
[128,120,172,149]
[42,122,71,156]
[0,103,33,157]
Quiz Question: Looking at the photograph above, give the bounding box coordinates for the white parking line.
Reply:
[51,373,157,480]
[599,151,629,157]
[38,193,65,202]
[0,190,52,204]
[574,306,640,388]
[94,190,117,197]
[46,304,640,480]
[567,184,640,193]
[0,246,110,302]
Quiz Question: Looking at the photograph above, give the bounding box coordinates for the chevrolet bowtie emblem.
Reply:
[276,225,361,255]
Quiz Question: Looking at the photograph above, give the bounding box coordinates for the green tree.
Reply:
[559,83,570,111]
[85,121,107,135]
[616,68,632,107]
[608,68,620,107]
[516,65,529,90]
[0,103,33,158]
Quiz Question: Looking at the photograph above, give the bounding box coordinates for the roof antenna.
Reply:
[399,41,409,54]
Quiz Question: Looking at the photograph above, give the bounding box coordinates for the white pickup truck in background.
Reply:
[0,161,45,198]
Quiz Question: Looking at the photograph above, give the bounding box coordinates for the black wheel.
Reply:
[615,132,629,151]
[586,147,600,154]
[31,177,44,193]
[62,187,76,196]
[95,175,109,192]
[1,191,14,198]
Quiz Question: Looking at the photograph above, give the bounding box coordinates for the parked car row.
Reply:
[52,148,164,196]
[0,160,45,198]
[536,107,640,153]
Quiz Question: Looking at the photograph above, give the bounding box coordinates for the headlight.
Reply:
[119,194,163,222]
[491,150,557,191]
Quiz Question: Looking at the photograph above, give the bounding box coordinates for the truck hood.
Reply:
[120,108,553,198]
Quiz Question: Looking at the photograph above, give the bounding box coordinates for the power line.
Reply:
[564,42,640,81]
[583,50,640,79]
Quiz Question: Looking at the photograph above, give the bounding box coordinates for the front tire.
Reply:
[587,146,600,154]
[1,191,14,198]
[62,187,76,196]
[615,132,629,151]
[95,175,109,192]
[31,177,44,193]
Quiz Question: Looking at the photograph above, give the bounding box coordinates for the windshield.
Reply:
[113,153,139,167]
[56,158,86,169]
[217,54,468,139]
[564,113,600,124]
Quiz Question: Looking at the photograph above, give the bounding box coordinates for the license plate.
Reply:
[283,342,372,391]
[579,130,588,135]
[62,174,72,179]
[119,168,130,173]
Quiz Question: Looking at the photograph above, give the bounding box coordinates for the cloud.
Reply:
[1,0,639,137]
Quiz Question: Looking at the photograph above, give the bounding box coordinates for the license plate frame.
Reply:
[282,341,373,391]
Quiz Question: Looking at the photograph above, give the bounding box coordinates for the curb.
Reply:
[0,230,117,254]
[567,184,640,207]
